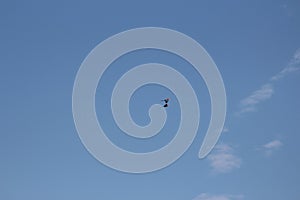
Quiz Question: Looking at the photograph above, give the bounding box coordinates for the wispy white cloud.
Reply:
[271,65,300,81]
[239,84,274,114]
[193,193,244,200]
[263,139,283,149]
[207,144,241,173]
[271,49,300,81]
[261,139,283,156]
[238,49,300,114]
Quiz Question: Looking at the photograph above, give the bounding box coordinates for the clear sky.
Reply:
[1,0,300,199]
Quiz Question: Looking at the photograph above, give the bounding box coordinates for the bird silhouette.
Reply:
[161,98,170,108]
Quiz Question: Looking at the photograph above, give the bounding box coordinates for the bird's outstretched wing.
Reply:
[161,98,169,103]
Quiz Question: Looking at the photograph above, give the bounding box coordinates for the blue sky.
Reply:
[1,0,300,199]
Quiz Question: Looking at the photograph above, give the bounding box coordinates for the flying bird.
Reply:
[161,98,170,107]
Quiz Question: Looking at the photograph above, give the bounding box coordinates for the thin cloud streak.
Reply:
[263,139,283,149]
[261,139,283,156]
[238,49,300,114]
[271,48,300,81]
[239,84,274,114]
